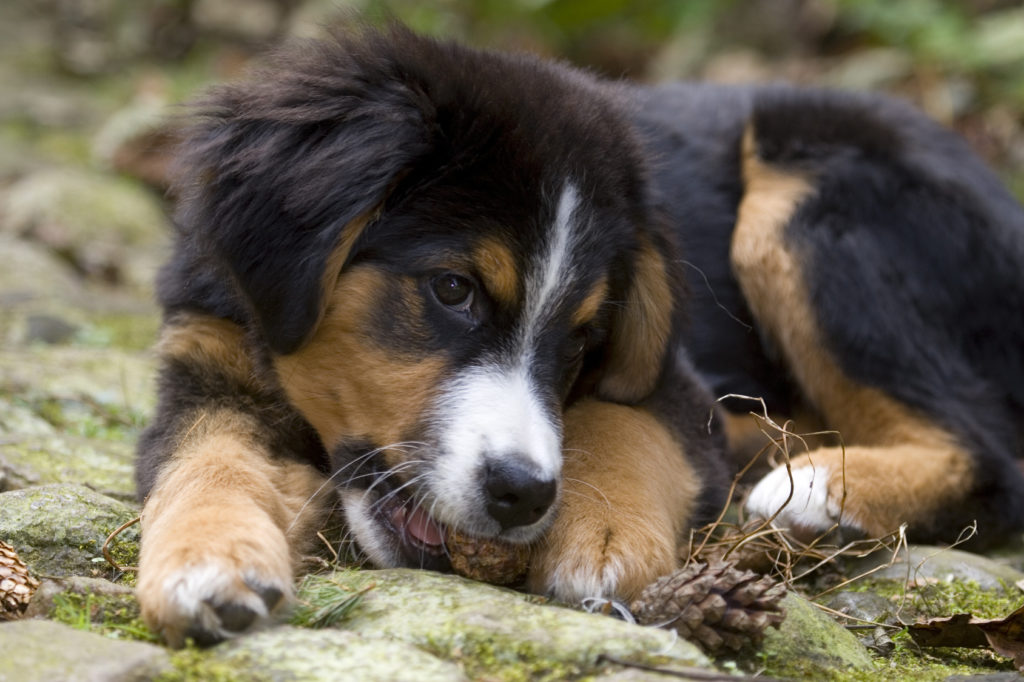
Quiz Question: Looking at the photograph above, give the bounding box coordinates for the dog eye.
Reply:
[432,273,475,311]
[564,327,590,362]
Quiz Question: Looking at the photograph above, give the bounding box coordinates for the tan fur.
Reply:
[528,399,700,601]
[274,264,445,452]
[157,314,254,387]
[720,404,830,468]
[473,237,521,307]
[732,126,973,533]
[571,277,609,328]
[137,410,329,646]
[316,213,376,329]
[599,237,674,402]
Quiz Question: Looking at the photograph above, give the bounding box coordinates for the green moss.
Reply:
[793,577,1022,681]
[52,591,157,643]
[158,648,248,682]
[845,576,1019,620]
[829,629,1015,682]
[421,633,583,682]
[75,312,160,352]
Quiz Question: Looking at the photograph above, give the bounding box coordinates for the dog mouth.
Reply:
[373,487,452,572]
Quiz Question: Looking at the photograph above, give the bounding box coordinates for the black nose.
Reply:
[484,458,557,530]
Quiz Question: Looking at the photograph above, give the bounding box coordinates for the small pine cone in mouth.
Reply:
[445,527,530,586]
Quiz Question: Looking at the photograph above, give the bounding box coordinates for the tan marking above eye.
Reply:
[571,277,609,328]
[472,237,520,307]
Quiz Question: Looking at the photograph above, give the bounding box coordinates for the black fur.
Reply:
[634,83,1024,543]
[140,25,1024,554]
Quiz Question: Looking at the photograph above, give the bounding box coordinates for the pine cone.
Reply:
[0,540,40,620]
[445,528,530,586]
[630,560,786,654]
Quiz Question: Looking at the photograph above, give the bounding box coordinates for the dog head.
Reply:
[175,25,676,569]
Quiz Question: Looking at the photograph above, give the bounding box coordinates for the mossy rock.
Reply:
[0,619,169,681]
[0,345,156,418]
[0,483,139,577]
[310,568,712,681]
[759,592,873,678]
[848,546,1024,594]
[2,168,168,291]
[186,626,469,682]
[1,433,135,500]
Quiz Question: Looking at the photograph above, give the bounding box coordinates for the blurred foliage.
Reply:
[2,0,1023,194]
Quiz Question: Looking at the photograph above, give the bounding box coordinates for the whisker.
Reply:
[564,476,612,510]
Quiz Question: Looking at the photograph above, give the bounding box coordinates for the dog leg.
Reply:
[528,398,701,603]
[137,410,328,647]
[135,315,330,646]
[734,126,979,540]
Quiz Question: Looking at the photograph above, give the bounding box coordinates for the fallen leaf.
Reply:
[908,603,1024,671]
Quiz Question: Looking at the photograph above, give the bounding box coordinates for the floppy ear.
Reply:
[173,38,432,354]
[597,234,676,403]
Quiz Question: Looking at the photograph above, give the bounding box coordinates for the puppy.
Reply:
[135,24,1024,646]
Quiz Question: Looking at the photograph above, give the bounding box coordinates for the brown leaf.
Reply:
[908,603,1024,671]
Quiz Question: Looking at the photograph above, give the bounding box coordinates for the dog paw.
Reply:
[528,518,677,604]
[745,457,861,540]
[138,560,288,647]
[136,509,293,647]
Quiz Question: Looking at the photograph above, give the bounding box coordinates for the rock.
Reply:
[0,346,156,417]
[0,434,136,500]
[2,168,169,291]
[0,398,57,439]
[0,235,81,311]
[849,546,1024,593]
[92,97,181,192]
[23,575,134,620]
[827,590,898,625]
[0,484,139,577]
[759,592,873,677]
[332,568,713,679]
[202,626,469,682]
[193,0,290,42]
[824,47,914,91]
[0,619,169,682]
[24,313,79,345]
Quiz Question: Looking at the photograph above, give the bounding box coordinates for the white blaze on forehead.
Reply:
[521,183,581,349]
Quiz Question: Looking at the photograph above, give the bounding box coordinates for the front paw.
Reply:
[527,514,678,604]
[137,508,292,647]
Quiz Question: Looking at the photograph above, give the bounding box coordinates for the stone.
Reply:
[202,626,469,682]
[0,484,139,577]
[2,168,168,291]
[0,346,156,417]
[0,433,136,500]
[0,235,81,311]
[332,568,713,679]
[759,592,873,677]
[827,590,898,625]
[849,546,1024,593]
[0,619,169,682]
[23,575,134,620]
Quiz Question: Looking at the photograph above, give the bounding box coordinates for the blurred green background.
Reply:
[2,0,1023,216]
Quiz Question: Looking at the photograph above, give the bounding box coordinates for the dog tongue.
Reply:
[405,506,445,547]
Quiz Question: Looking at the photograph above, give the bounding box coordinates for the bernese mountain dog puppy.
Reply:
[134,24,1024,646]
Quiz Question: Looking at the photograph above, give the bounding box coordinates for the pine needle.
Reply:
[291,572,375,629]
